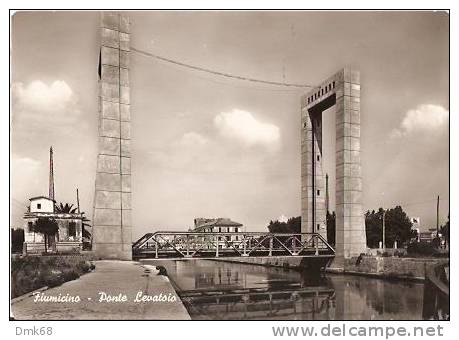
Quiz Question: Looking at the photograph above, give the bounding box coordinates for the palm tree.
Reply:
[55,202,78,214]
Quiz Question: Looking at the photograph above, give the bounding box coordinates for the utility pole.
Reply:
[76,188,81,214]
[49,146,55,201]
[436,195,440,237]
[325,173,329,214]
[382,210,386,250]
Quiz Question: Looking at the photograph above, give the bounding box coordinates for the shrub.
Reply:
[394,250,405,257]
[11,256,91,298]
[76,261,91,273]
[62,270,80,282]
[407,242,437,256]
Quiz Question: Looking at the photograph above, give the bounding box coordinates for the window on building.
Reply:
[317,155,320,161]
[69,222,76,237]
[332,81,336,88]
[28,221,33,232]
[317,224,320,230]
[317,190,320,196]
[37,203,41,209]
[218,227,221,233]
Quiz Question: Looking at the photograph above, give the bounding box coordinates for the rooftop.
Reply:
[29,196,55,202]
[194,218,243,229]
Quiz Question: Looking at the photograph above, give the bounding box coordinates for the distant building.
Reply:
[193,218,243,243]
[23,196,87,254]
[193,218,243,232]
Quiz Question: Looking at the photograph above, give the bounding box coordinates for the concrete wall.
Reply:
[24,242,83,254]
[93,12,132,260]
[329,256,445,280]
[216,254,445,282]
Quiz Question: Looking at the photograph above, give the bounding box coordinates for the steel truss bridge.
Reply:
[132,232,335,260]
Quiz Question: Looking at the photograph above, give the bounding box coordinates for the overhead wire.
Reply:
[131,47,313,90]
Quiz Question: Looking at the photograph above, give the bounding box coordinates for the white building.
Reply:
[192,218,243,247]
[23,196,87,254]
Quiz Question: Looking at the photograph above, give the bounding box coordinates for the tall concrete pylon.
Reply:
[93,12,132,260]
[301,68,366,261]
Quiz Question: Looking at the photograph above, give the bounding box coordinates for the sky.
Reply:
[11,11,449,238]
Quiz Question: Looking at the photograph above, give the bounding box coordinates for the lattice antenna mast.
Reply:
[49,146,55,201]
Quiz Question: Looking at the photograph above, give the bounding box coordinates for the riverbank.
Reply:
[214,255,447,281]
[11,260,191,320]
[327,256,448,281]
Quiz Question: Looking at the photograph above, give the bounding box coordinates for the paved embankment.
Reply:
[11,260,190,320]
[214,255,447,281]
[326,256,447,281]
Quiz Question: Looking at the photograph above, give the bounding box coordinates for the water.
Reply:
[144,260,425,320]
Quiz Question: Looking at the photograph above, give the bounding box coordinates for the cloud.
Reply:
[12,80,75,112]
[179,132,209,147]
[11,80,82,134]
[391,104,449,138]
[213,109,280,151]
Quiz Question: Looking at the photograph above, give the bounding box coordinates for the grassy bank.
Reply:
[11,256,95,298]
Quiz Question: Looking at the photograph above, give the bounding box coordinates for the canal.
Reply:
[143,259,426,320]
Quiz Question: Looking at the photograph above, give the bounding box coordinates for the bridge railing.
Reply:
[133,231,335,259]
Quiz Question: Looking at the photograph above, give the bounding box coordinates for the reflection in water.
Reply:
[145,260,426,320]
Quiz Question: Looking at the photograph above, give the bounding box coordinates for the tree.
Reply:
[11,228,25,253]
[365,209,384,248]
[365,206,415,248]
[266,217,301,249]
[34,217,59,253]
[440,214,450,248]
[55,202,78,214]
[326,211,336,247]
[267,216,301,234]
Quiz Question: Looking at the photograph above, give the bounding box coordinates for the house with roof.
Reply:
[193,217,243,233]
[22,147,91,254]
[192,218,243,246]
[23,196,89,254]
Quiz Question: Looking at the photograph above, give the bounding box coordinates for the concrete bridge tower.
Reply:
[301,68,366,261]
[93,12,132,260]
